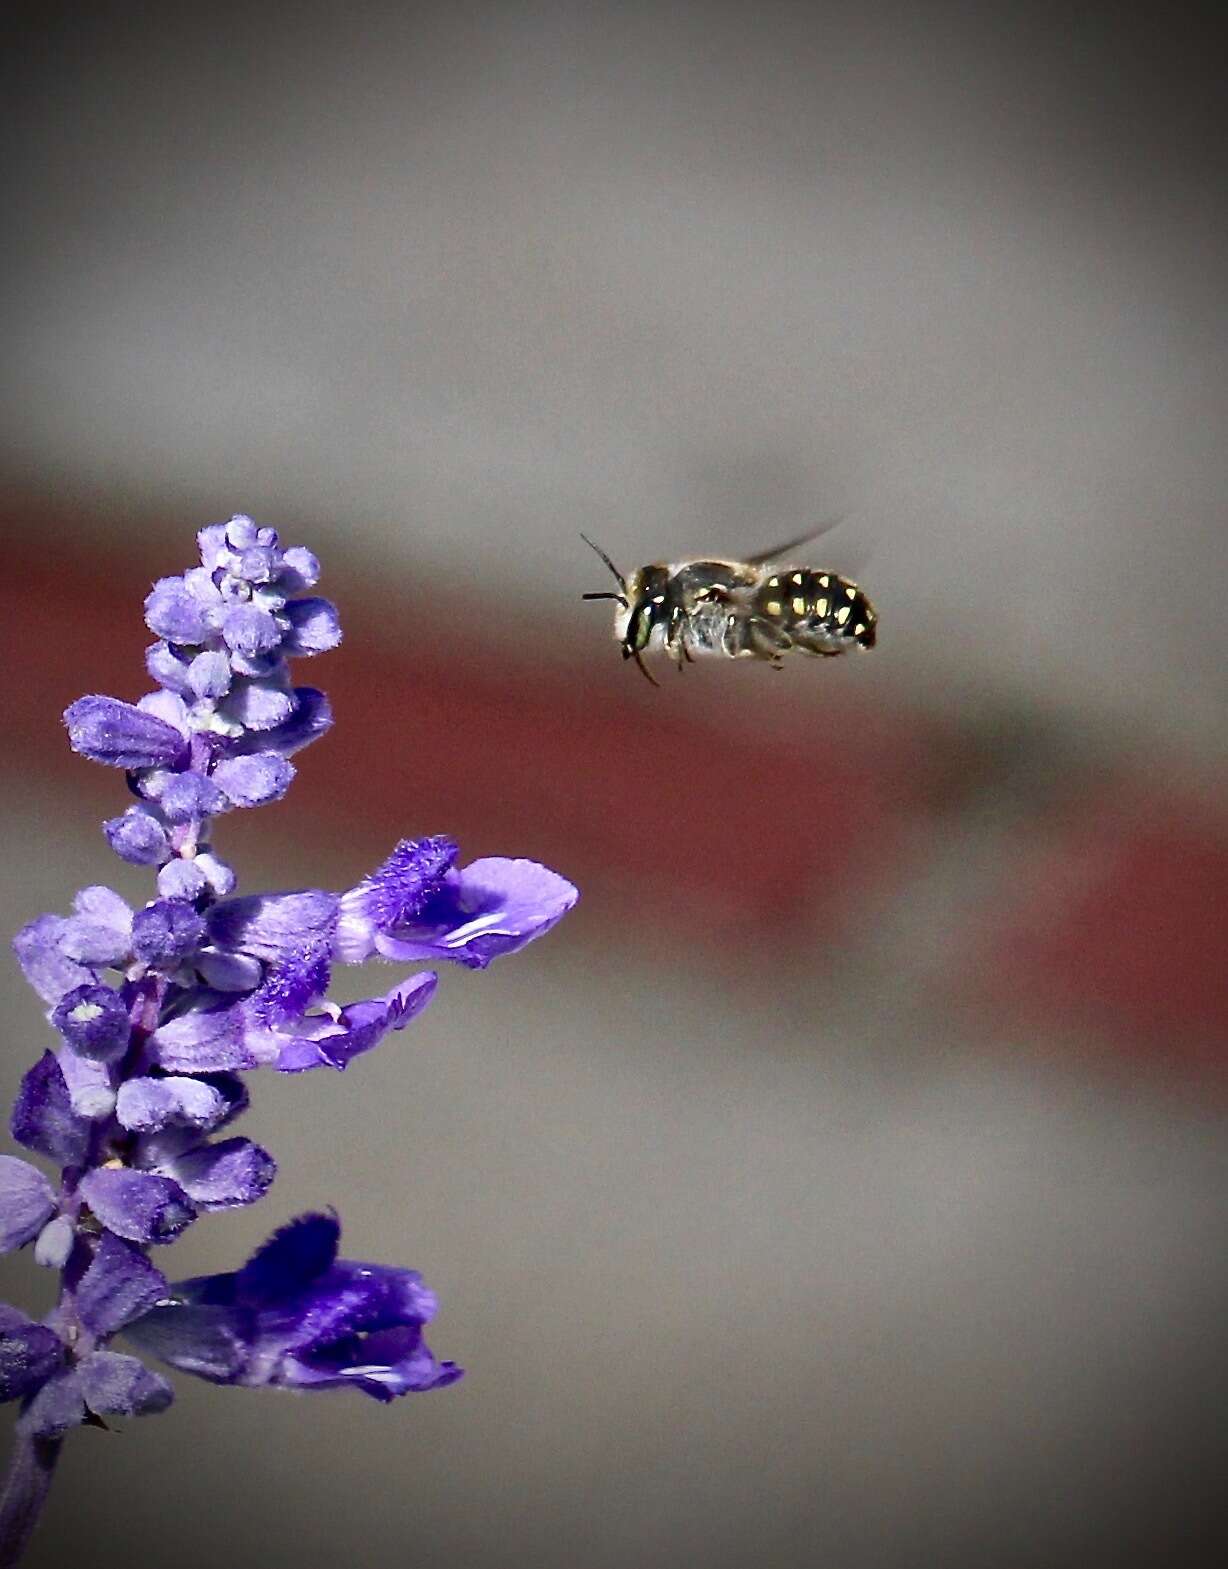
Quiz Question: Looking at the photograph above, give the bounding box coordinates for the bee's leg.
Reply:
[744,616,793,664]
[671,605,690,668]
[793,631,842,658]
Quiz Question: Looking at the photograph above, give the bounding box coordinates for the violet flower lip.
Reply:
[1,514,577,1564]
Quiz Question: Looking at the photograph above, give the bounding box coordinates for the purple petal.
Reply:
[238,1212,339,1303]
[17,1367,86,1438]
[282,598,341,655]
[59,886,133,967]
[223,514,261,551]
[146,640,194,694]
[57,1046,116,1120]
[165,1137,275,1210]
[197,522,230,571]
[287,1325,463,1399]
[12,914,96,1005]
[193,946,263,991]
[218,677,294,731]
[206,889,339,965]
[227,648,281,679]
[155,771,227,825]
[64,695,189,770]
[0,1156,58,1253]
[122,1301,247,1383]
[127,1213,460,1400]
[136,690,191,733]
[78,1351,173,1418]
[375,858,578,969]
[78,1168,195,1246]
[77,1231,170,1336]
[0,1309,65,1402]
[278,546,320,591]
[149,996,275,1073]
[234,687,332,757]
[212,753,296,808]
[221,603,282,658]
[156,858,209,901]
[104,806,171,867]
[52,984,130,1063]
[131,900,206,968]
[145,576,215,643]
[35,1216,75,1269]
[245,953,331,1030]
[187,650,232,700]
[234,544,279,585]
[276,973,437,1073]
[115,1075,227,1134]
[335,837,458,963]
[195,853,236,896]
[10,1052,90,1166]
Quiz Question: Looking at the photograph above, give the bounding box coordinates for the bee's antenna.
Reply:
[582,590,628,605]
[580,532,629,597]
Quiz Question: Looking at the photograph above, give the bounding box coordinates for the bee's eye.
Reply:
[624,607,653,653]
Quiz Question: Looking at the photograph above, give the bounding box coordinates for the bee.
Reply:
[581,525,877,685]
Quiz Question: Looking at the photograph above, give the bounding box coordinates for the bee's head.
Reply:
[619,566,669,659]
[580,537,674,686]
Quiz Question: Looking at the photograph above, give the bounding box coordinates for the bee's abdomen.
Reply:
[753,570,877,652]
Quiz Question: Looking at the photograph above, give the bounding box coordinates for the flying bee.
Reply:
[581,525,877,684]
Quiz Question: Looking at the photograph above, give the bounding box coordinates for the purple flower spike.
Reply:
[0,1157,58,1253]
[64,695,190,770]
[127,1213,461,1400]
[3,515,574,1550]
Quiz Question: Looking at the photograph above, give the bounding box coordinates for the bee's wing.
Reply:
[745,515,844,567]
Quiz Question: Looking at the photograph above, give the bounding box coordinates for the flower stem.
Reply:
[0,1432,63,1568]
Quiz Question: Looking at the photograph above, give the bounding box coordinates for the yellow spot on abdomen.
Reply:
[836,604,851,625]
[792,597,807,615]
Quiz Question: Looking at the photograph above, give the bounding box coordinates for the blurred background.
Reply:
[2,2,1225,1566]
